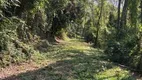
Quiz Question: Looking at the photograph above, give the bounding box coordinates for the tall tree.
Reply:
[94,0,104,47]
[117,0,121,29]
[121,0,129,27]
[141,0,142,24]
[137,0,142,73]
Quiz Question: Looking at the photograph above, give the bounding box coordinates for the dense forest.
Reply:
[0,0,142,80]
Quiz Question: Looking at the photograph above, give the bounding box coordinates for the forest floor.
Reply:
[0,39,139,80]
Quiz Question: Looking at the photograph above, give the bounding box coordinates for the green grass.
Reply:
[2,39,136,80]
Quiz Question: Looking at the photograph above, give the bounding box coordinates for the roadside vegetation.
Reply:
[0,0,142,80]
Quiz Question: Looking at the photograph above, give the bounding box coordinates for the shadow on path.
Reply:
[1,44,135,80]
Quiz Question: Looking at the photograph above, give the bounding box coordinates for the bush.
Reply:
[104,39,136,64]
[0,17,34,67]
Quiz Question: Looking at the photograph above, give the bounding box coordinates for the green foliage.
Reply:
[103,0,142,72]
[105,39,136,64]
[129,0,139,27]
[0,0,142,76]
[0,17,18,51]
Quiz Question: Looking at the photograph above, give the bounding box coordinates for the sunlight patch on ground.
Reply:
[96,67,135,80]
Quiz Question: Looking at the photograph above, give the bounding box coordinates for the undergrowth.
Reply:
[2,39,136,80]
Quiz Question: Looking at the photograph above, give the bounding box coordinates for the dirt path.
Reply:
[0,39,138,80]
[0,61,56,79]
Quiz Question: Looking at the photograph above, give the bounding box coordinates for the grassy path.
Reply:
[0,39,137,80]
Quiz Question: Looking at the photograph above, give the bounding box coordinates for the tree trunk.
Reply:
[94,0,104,47]
[137,0,142,73]
[116,0,121,39]
[141,0,142,24]
[117,0,121,28]
[137,33,142,72]
[121,0,129,27]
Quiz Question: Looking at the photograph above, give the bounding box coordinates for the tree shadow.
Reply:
[1,49,135,80]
